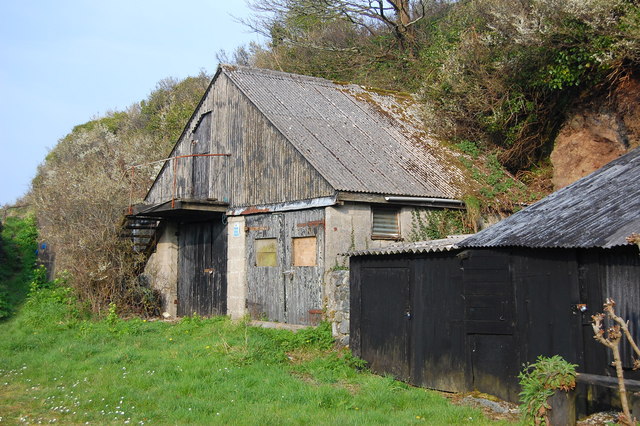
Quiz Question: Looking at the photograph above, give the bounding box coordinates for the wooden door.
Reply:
[359,263,412,381]
[283,209,324,325]
[245,209,324,325]
[463,250,519,402]
[246,214,286,322]
[177,219,227,316]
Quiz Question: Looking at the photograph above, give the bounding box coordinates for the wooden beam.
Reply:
[576,373,640,392]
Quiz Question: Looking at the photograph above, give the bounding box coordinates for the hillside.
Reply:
[240,0,640,184]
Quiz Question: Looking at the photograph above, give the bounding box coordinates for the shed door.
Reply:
[360,265,411,381]
[177,219,227,316]
[463,250,518,401]
[246,209,324,325]
[246,214,286,322]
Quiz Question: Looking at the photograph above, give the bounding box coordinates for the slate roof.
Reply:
[460,147,640,249]
[348,235,469,256]
[222,65,463,198]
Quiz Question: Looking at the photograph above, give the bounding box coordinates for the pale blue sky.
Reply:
[0,1,261,206]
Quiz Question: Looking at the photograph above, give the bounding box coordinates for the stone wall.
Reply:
[325,270,350,346]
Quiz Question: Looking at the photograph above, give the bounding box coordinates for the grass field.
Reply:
[0,217,510,425]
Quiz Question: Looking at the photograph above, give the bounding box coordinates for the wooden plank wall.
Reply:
[146,73,334,208]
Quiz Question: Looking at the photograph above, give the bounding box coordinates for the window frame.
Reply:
[254,237,278,267]
[371,206,402,240]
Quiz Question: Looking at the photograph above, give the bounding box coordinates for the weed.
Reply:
[409,209,472,241]
[455,139,481,158]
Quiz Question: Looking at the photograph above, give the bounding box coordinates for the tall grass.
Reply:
[0,215,38,319]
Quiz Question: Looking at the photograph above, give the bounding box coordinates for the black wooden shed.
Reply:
[350,148,640,408]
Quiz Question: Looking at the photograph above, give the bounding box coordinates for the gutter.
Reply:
[384,196,465,208]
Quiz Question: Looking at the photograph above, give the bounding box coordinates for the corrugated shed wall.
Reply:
[145,73,335,208]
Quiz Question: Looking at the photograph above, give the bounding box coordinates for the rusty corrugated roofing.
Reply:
[348,235,469,256]
[222,65,463,198]
[460,147,640,249]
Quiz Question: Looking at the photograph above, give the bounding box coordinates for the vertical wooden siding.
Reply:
[145,73,334,208]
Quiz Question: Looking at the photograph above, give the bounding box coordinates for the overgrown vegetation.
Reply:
[241,0,640,171]
[28,74,210,314]
[408,208,472,241]
[518,355,577,425]
[0,263,502,425]
[0,215,38,319]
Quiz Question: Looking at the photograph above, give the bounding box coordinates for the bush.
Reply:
[0,215,38,319]
[519,355,577,424]
[17,271,83,330]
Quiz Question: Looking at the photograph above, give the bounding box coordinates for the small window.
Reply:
[372,207,400,239]
[255,238,278,267]
[293,236,317,266]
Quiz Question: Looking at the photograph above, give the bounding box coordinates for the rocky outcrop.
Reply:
[551,76,640,189]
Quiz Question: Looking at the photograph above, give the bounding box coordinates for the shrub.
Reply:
[519,355,577,424]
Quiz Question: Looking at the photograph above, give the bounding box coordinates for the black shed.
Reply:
[349,148,640,406]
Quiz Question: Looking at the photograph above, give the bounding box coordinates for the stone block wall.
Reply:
[325,270,350,346]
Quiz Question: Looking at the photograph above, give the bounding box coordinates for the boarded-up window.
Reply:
[293,236,317,266]
[255,238,278,267]
[372,207,400,239]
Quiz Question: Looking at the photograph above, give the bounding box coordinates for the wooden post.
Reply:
[632,391,640,421]
[547,389,576,426]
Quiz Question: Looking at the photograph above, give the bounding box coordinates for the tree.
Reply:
[592,298,640,425]
[243,0,431,51]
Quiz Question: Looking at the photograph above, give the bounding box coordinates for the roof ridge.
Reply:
[221,64,340,87]
[220,64,414,99]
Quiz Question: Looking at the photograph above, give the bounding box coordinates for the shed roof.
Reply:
[348,235,469,256]
[460,147,640,249]
[221,65,463,198]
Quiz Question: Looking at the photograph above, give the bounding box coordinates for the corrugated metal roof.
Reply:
[348,235,470,256]
[222,65,463,198]
[460,147,640,249]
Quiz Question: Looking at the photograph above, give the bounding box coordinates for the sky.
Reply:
[0,1,261,206]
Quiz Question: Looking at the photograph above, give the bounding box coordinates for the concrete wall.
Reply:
[226,216,247,320]
[144,222,178,317]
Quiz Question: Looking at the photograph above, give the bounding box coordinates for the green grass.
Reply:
[0,218,509,425]
[0,305,507,425]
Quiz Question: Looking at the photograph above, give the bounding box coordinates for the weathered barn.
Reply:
[349,147,640,406]
[131,65,472,337]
